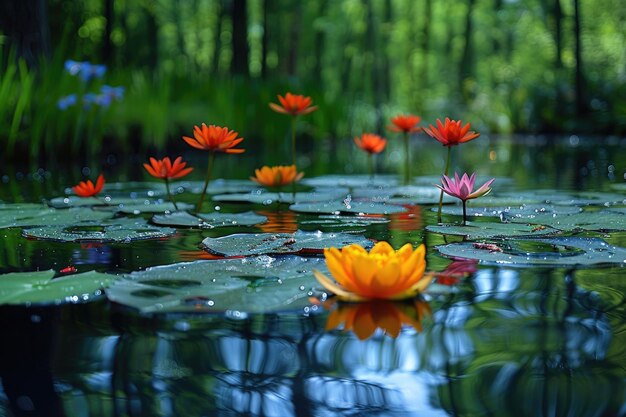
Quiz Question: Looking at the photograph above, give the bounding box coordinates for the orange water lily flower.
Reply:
[354,133,387,154]
[388,114,422,133]
[182,123,245,154]
[72,174,105,198]
[143,156,193,180]
[423,117,480,146]
[269,93,318,116]
[251,165,304,187]
[322,298,431,340]
[313,241,431,302]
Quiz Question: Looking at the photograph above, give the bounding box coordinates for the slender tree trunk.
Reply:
[573,0,586,115]
[212,0,224,76]
[312,0,327,85]
[287,1,302,77]
[145,4,158,69]
[231,0,249,76]
[421,0,432,102]
[102,0,114,65]
[459,0,476,100]
[365,0,383,133]
[382,0,392,101]
[261,0,269,79]
[554,0,563,70]
[0,0,51,67]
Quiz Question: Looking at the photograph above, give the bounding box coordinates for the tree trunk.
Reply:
[231,0,249,76]
[261,0,269,79]
[287,1,302,77]
[101,0,114,65]
[145,3,159,69]
[212,0,224,76]
[382,0,392,101]
[573,0,586,115]
[459,0,476,100]
[312,0,327,85]
[0,0,51,67]
[421,0,432,101]
[554,0,563,70]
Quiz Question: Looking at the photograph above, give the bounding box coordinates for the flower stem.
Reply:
[462,199,467,226]
[164,178,179,211]
[368,153,374,179]
[403,132,410,185]
[437,146,452,223]
[196,151,215,213]
[291,115,297,167]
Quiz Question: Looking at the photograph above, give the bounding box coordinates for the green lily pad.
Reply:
[0,270,113,305]
[151,211,267,228]
[427,221,559,239]
[549,192,626,207]
[300,214,390,228]
[202,230,372,257]
[510,210,626,232]
[174,179,259,195]
[301,175,399,188]
[0,205,113,229]
[98,201,194,214]
[103,181,167,197]
[106,256,326,313]
[48,196,138,208]
[289,201,406,215]
[22,219,176,243]
[436,204,582,219]
[436,237,626,267]
[211,190,347,205]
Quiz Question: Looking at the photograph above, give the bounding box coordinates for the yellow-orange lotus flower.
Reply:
[324,299,431,340]
[313,241,431,301]
[143,156,193,179]
[250,165,304,187]
[72,174,105,198]
[354,133,387,154]
[182,123,245,154]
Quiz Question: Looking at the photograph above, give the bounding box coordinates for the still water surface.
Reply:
[0,135,625,416]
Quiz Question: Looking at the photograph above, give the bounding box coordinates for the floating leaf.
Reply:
[0,205,113,229]
[151,211,267,228]
[212,190,346,205]
[509,210,626,232]
[289,201,406,215]
[172,179,259,195]
[436,204,581,219]
[436,237,626,267]
[202,230,373,257]
[0,270,113,305]
[48,196,139,208]
[300,214,390,229]
[22,219,176,243]
[106,256,326,313]
[99,201,194,214]
[427,221,559,239]
[301,175,399,188]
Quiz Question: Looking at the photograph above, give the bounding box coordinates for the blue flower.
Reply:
[64,60,107,82]
[57,94,77,110]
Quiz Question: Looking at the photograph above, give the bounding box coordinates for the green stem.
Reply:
[462,199,467,226]
[291,115,297,167]
[368,153,374,179]
[403,132,410,184]
[165,178,179,210]
[437,146,452,223]
[196,151,215,213]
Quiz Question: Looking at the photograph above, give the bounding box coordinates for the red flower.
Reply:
[182,123,245,154]
[269,93,317,116]
[72,174,105,198]
[423,117,480,146]
[388,114,422,133]
[144,156,193,180]
[354,133,387,154]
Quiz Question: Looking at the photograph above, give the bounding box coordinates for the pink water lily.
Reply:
[436,173,495,225]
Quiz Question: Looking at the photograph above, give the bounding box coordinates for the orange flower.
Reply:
[313,242,431,302]
[354,133,387,154]
[269,92,317,116]
[322,298,431,340]
[250,165,304,187]
[182,123,245,153]
[72,174,105,198]
[423,117,480,146]
[388,114,422,133]
[143,156,193,180]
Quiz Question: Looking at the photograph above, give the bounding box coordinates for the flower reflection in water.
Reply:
[320,298,431,340]
[435,260,478,286]
[256,210,298,233]
[389,204,423,232]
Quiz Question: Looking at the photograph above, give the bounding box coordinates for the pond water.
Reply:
[0,135,625,416]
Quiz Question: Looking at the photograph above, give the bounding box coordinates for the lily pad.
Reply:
[301,175,399,188]
[289,201,406,215]
[0,205,113,229]
[22,219,176,243]
[300,214,390,229]
[173,179,259,195]
[510,210,626,232]
[106,256,326,313]
[436,204,582,219]
[436,237,626,267]
[151,211,267,228]
[99,201,194,214]
[212,190,346,205]
[0,270,113,305]
[48,196,138,208]
[202,230,372,257]
[427,221,559,239]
